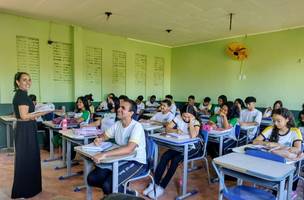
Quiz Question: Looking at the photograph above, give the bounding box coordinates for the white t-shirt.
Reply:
[105,120,146,164]
[146,101,160,108]
[136,102,145,114]
[170,103,177,116]
[98,101,108,110]
[261,126,303,147]
[172,115,200,134]
[151,112,174,123]
[240,109,262,124]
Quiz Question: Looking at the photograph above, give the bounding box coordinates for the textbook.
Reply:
[167,132,190,139]
[82,142,112,152]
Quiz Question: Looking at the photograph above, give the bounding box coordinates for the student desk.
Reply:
[0,115,17,150]
[58,129,96,180]
[149,133,200,200]
[140,122,163,135]
[213,152,295,200]
[95,111,110,118]
[208,128,233,156]
[42,121,78,162]
[142,112,155,119]
[240,125,259,144]
[74,145,136,200]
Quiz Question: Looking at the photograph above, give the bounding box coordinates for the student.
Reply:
[239,96,262,140]
[231,98,245,118]
[135,95,145,116]
[199,97,212,115]
[263,100,283,118]
[165,94,177,116]
[87,99,147,195]
[85,94,95,116]
[145,95,159,109]
[253,108,302,196]
[184,95,198,112]
[146,99,175,126]
[87,97,120,132]
[118,95,129,104]
[212,95,227,115]
[207,102,238,158]
[96,93,115,112]
[297,110,304,127]
[144,105,202,198]
[75,96,91,125]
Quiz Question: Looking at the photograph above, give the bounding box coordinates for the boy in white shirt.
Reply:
[136,95,145,116]
[165,94,177,116]
[239,96,262,139]
[149,99,175,126]
[87,99,147,195]
[145,95,160,111]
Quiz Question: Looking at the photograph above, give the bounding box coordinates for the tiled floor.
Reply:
[0,149,303,200]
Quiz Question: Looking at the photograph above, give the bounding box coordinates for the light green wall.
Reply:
[171,28,304,110]
[0,12,171,103]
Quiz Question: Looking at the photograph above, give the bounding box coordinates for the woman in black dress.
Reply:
[11,72,50,199]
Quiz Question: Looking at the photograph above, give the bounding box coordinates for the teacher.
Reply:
[11,72,49,199]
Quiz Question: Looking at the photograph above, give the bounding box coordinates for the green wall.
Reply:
[171,28,304,110]
[0,12,171,104]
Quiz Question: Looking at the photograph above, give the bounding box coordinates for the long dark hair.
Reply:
[270,108,295,142]
[222,101,234,120]
[14,72,29,91]
[181,105,198,121]
[75,96,90,112]
[298,110,304,127]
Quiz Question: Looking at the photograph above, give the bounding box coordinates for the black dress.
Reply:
[11,89,42,199]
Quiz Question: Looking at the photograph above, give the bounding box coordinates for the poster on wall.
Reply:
[16,35,40,97]
[112,50,126,95]
[52,41,73,82]
[134,54,147,97]
[152,56,165,98]
[85,46,102,100]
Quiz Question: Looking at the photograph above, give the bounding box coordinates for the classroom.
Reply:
[0,0,304,200]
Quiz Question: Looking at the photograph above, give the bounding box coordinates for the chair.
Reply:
[188,129,211,184]
[123,133,156,198]
[212,161,276,200]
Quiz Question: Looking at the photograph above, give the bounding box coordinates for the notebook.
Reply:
[82,142,112,152]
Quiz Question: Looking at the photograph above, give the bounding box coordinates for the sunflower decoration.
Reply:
[226,42,248,61]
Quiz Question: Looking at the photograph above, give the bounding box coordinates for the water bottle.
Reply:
[62,117,68,131]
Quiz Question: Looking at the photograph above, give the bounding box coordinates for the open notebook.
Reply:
[82,142,112,152]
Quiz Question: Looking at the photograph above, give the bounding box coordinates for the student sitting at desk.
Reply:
[183,95,198,112]
[96,93,115,112]
[207,102,238,158]
[86,97,120,132]
[263,100,283,118]
[143,99,174,126]
[144,105,202,199]
[239,96,262,140]
[135,95,145,117]
[145,95,159,110]
[85,93,95,117]
[165,94,177,116]
[231,98,245,118]
[253,108,302,197]
[74,96,91,125]
[211,95,227,115]
[296,104,304,127]
[199,96,212,115]
[87,99,147,195]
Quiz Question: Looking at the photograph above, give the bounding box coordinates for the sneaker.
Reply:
[126,188,138,196]
[148,185,164,199]
[143,183,154,196]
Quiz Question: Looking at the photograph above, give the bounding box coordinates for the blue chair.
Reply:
[188,129,211,184]
[212,161,276,200]
[123,133,156,197]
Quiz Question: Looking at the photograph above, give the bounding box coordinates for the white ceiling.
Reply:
[1,0,304,47]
